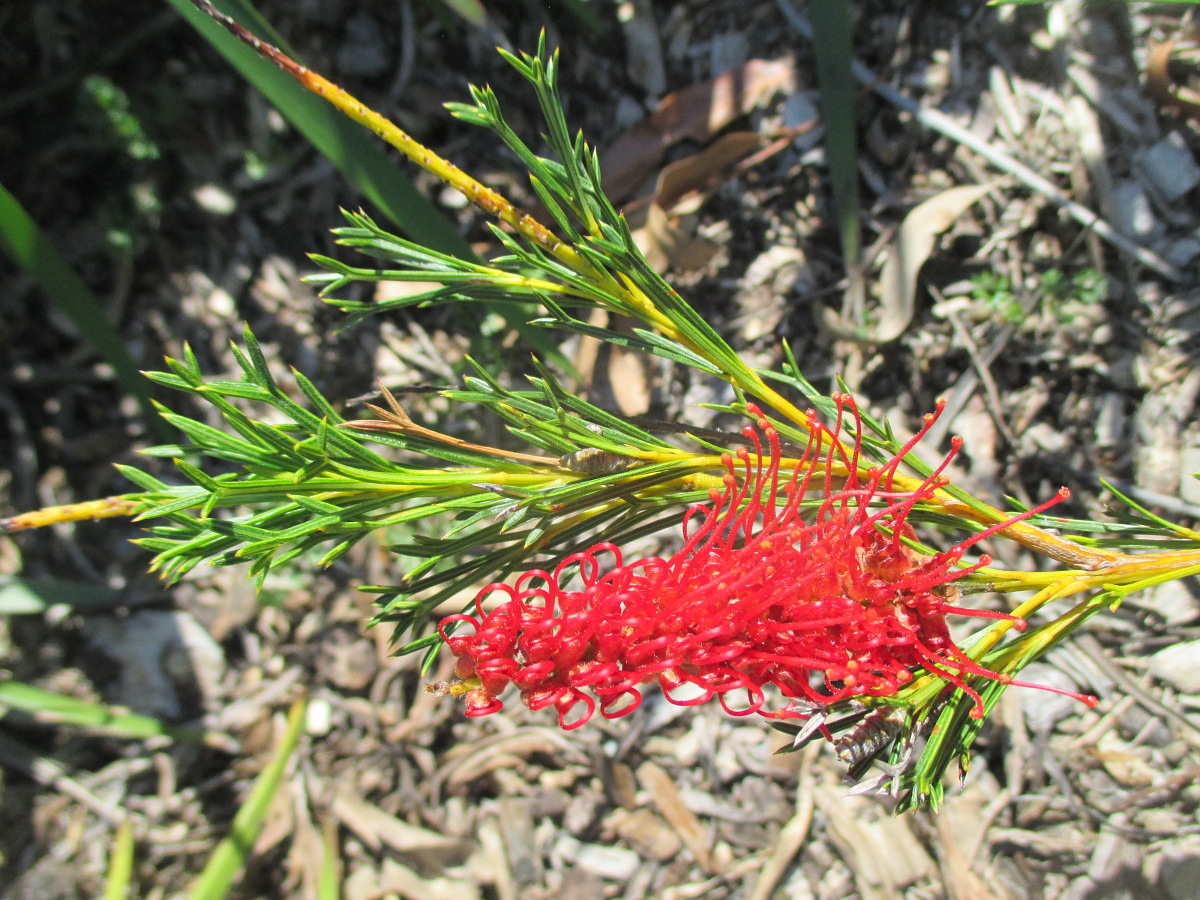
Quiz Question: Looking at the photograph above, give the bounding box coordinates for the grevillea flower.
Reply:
[438,396,1076,729]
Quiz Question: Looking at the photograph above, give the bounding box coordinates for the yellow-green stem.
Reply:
[188,0,1191,585]
[194,1,685,342]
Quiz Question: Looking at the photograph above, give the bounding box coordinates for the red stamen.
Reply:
[435,397,1089,732]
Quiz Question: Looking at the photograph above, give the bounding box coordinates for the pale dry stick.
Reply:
[658,857,769,900]
[746,743,819,900]
[288,763,324,896]
[478,818,518,900]
[153,750,176,805]
[814,781,899,900]
[944,314,1011,444]
[214,664,303,733]
[430,728,585,797]
[1068,694,1138,752]
[935,812,1007,900]
[921,320,1016,453]
[964,785,1018,871]
[637,760,715,873]
[926,283,1017,448]
[773,0,1184,282]
[1065,91,1117,224]
[1109,764,1200,814]
[1073,633,1200,751]
[1067,64,1145,139]
[1000,690,1026,815]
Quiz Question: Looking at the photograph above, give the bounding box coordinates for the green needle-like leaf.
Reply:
[97,11,1200,813]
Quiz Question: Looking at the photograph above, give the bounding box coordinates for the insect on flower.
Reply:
[436,395,1095,730]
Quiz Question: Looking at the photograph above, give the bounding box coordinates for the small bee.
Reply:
[559,448,637,475]
[834,706,908,766]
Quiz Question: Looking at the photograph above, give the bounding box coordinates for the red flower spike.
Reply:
[437,397,1092,729]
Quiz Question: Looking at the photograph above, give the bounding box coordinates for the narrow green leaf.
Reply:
[187,696,307,900]
[156,412,272,461]
[0,181,169,440]
[174,2,569,366]
[105,818,136,900]
[114,464,168,492]
[143,369,197,392]
[0,577,124,614]
[197,380,275,402]
[317,818,341,900]
[810,0,862,278]
[166,0,471,259]
[0,681,215,742]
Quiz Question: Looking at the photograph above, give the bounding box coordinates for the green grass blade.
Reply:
[0,576,125,614]
[809,1,863,316]
[433,0,487,27]
[318,818,341,900]
[105,818,136,900]
[167,0,471,260]
[187,696,307,900]
[0,181,170,440]
[0,681,219,743]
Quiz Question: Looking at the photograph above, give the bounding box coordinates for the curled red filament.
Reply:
[438,396,1088,729]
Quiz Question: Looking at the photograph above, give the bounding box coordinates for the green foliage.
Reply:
[120,321,717,668]
[124,35,1063,675]
[809,0,862,309]
[0,680,214,742]
[171,0,576,369]
[1041,265,1107,309]
[971,271,1022,324]
[970,266,1107,326]
[113,10,1200,812]
[313,34,763,389]
[104,819,136,900]
[78,74,162,162]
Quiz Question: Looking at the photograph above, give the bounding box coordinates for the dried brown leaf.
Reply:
[632,204,719,274]
[872,184,992,343]
[607,343,652,417]
[602,58,795,202]
[607,807,682,861]
[636,760,714,872]
[1147,35,1200,121]
[654,131,764,215]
